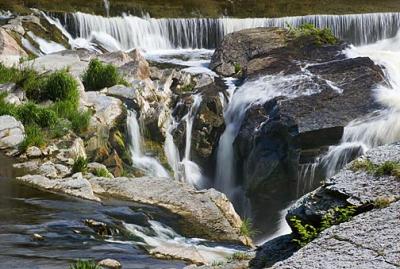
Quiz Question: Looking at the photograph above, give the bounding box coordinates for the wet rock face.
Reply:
[171,82,226,177]
[213,27,385,205]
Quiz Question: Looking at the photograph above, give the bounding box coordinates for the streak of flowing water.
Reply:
[119,220,242,264]
[164,95,205,187]
[315,31,400,178]
[127,110,170,178]
[215,73,325,197]
[57,12,400,51]
[103,0,110,17]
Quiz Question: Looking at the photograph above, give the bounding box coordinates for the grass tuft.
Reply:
[72,156,88,174]
[82,59,127,91]
[69,260,100,269]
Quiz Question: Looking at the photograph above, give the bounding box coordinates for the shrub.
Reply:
[374,161,400,177]
[82,59,127,91]
[72,156,88,174]
[288,23,338,46]
[290,217,318,247]
[69,260,100,269]
[19,125,46,151]
[0,64,20,84]
[42,70,79,103]
[19,69,47,102]
[71,110,91,135]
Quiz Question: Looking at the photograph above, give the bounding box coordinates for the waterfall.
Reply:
[164,94,205,187]
[127,110,170,178]
[316,31,400,178]
[215,73,325,198]
[57,12,400,51]
[103,0,110,17]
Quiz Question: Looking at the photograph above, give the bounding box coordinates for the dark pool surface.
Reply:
[0,154,186,269]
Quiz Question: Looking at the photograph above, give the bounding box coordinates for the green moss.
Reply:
[82,59,127,91]
[143,139,171,171]
[290,217,319,247]
[234,62,242,74]
[350,158,400,180]
[374,196,393,209]
[42,70,79,103]
[350,158,375,173]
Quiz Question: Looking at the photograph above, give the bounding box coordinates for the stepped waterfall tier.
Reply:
[57,12,400,50]
[0,5,400,269]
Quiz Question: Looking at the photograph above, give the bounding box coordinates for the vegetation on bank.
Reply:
[3,0,400,18]
[82,59,127,91]
[290,206,357,247]
[69,260,100,269]
[0,64,91,151]
[350,158,400,179]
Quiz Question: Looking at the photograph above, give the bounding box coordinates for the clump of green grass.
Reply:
[72,156,88,174]
[42,69,79,103]
[239,218,257,237]
[69,260,100,269]
[51,101,91,135]
[350,159,400,179]
[19,125,46,151]
[93,167,112,178]
[288,23,338,46]
[227,252,252,262]
[374,196,393,209]
[82,59,127,91]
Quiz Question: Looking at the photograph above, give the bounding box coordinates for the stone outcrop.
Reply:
[210,27,385,205]
[271,201,400,269]
[0,116,25,149]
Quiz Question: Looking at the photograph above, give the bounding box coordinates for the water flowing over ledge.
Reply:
[56,12,400,50]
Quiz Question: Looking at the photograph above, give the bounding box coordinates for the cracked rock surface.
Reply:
[271,201,400,269]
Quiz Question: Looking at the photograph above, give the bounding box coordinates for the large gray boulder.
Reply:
[0,115,25,149]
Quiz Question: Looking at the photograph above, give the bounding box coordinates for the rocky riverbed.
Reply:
[0,7,400,269]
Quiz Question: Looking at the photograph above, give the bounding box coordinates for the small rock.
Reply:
[26,146,42,158]
[84,219,118,236]
[0,115,25,149]
[97,258,122,269]
[68,138,87,160]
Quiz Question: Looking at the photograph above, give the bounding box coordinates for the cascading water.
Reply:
[58,12,400,51]
[127,110,170,178]
[215,73,326,199]
[164,94,205,187]
[103,0,110,17]
[313,30,400,178]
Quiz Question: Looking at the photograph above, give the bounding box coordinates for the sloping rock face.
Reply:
[211,27,384,204]
[172,82,226,177]
[0,28,27,66]
[271,201,400,269]
[16,171,250,246]
[89,176,250,245]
